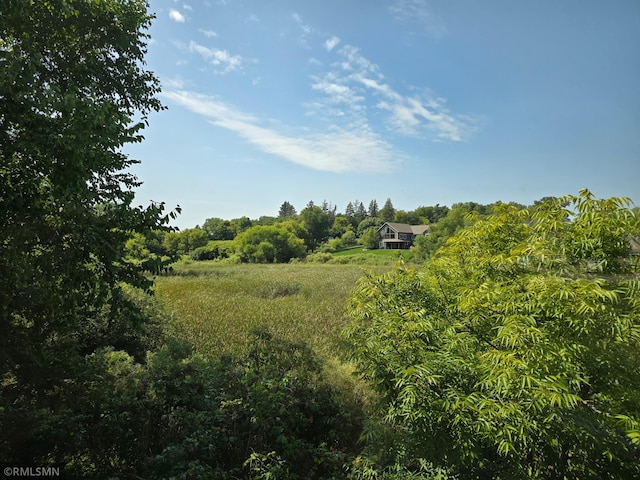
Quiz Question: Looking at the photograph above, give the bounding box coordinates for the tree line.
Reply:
[129,198,528,264]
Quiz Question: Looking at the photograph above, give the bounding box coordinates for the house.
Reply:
[376,222,429,250]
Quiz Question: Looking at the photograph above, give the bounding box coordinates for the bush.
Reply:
[306,252,333,263]
[236,225,306,263]
[149,331,364,479]
[341,230,357,247]
[319,238,343,253]
[358,227,379,250]
[344,192,640,479]
[25,330,364,479]
[190,241,235,261]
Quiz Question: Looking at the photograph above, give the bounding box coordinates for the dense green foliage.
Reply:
[357,216,384,237]
[0,0,179,464]
[345,191,640,478]
[189,239,235,261]
[411,202,497,260]
[360,227,380,249]
[3,326,363,478]
[300,205,332,251]
[236,224,307,263]
[145,332,363,479]
[163,227,209,256]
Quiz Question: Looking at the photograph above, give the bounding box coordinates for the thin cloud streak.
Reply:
[163,90,399,173]
[198,29,218,38]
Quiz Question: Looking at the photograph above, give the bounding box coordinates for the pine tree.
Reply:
[380,198,396,222]
[355,201,368,224]
[368,199,379,218]
[278,201,297,218]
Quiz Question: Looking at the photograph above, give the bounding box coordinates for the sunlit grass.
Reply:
[333,246,414,259]
[154,261,383,357]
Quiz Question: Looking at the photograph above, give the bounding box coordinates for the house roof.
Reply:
[410,225,429,235]
[377,222,429,235]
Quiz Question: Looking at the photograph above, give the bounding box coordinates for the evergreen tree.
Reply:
[380,198,396,222]
[368,199,379,218]
[344,202,356,225]
[354,201,368,224]
[278,201,297,219]
[321,199,337,225]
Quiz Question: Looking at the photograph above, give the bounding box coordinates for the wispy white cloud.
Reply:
[163,90,399,173]
[390,0,446,38]
[163,77,187,89]
[377,96,477,141]
[183,4,192,11]
[307,75,366,122]
[246,14,260,23]
[291,12,314,46]
[354,75,401,102]
[312,81,352,98]
[291,12,309,30]
[169,9,186,23]
[199,28,218,38]
[188,41,244,74]
[324,36,341,52]
[338,45,380,76]
[309,44,478,141]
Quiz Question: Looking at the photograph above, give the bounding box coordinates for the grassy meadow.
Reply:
[154,260,389,358]
[331,245,413,259]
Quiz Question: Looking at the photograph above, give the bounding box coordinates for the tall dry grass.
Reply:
[154,261,383,357]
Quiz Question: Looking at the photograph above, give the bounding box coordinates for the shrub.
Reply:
[306,252,333,263]
[345,191,640,479]
[26,329,364,479]
[358,227,379,250]
[149,331,364,479]
[236,225,306,263]
[319,238,343,253]
[190,241,234,261]
[341,230,357,247]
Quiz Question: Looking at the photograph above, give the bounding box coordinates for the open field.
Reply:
[332,245,414,259]
[154,261,389,357]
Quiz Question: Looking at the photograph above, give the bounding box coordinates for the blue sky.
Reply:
[127,0,640,229]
